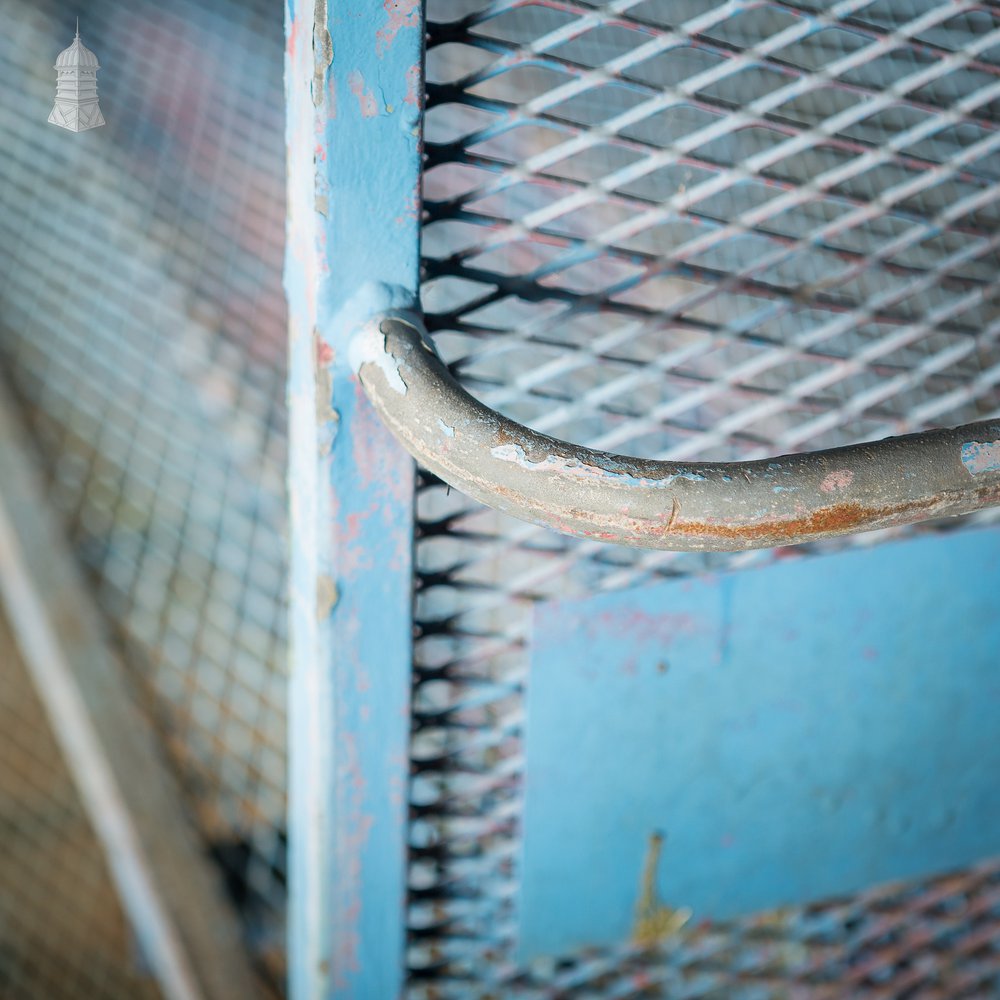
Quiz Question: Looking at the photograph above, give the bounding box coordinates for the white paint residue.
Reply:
[340,281,420,395]
[348,321,408,395]
[490,443,706,487]
[962,439,1000,476]
[437,418,455,437]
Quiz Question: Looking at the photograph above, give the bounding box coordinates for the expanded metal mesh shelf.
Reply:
[1,0,999,995]
[410,0,1000,995]
[0,610,162,1000]
[0,0,287,990]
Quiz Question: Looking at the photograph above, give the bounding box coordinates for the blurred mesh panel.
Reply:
[0,0,287,989]
[410,1,1000,996]
[0,611,162,1000]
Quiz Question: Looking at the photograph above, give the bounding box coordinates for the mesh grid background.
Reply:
[1,0,999,996]
[0,0,287,990]
[411,0,1000,995]
[0,610,162,1000]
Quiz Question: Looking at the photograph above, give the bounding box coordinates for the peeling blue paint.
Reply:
[286,0,423,997]
[961,439,1000,476]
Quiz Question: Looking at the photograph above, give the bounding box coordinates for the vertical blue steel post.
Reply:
[284,1,422,997]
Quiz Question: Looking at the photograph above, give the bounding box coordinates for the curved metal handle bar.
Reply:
[352,313,1000,552]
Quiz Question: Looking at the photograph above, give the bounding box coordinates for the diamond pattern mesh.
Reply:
[0,610,162,1000]
[410,0,1000,995]
[1,0,999,996]
[0,0,286,990]
[504,859,1000,999]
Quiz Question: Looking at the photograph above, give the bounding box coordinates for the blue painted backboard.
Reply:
[519,528,1000,962]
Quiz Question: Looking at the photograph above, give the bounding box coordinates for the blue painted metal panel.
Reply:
[520,528,1000,962]
[285,1,423,997]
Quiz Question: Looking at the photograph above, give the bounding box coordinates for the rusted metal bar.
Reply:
[353,313,1000,551]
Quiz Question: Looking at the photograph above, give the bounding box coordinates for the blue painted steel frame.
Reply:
[285,1,423,997]
[521,526,1000,961]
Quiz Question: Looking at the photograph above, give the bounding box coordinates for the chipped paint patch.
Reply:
[820,469,854,493]
[490,443,705,488]
[437,418,455,438]
[348,70,378,118]
[313,330,339,455]
[394,188,420,227]
[962,439,1000,476]
[316,575,338,619]
[376,0,420,56]
[315,332,334,367]
[403,64,420,106]
[349,323,408,395]
[342,288,420,397]
[312,0,332,108]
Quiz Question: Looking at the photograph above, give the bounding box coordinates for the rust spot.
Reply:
[493,425,516,448]
[316,333,334,368]
[491,424,549,464]
[666,485,1000,546]
[702,500,898,541]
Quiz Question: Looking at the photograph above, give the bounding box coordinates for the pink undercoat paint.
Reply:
[347,70,378,118]
[316,337,334,366]
[820,469,855,493]
[403,63,420,105]
[584,608,704,646]
[376,0,421,56]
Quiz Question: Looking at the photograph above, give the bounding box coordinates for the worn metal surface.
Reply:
[520,525,1000,961]
[510,857,1000,998]
[407,2,1000,997]
[417,0,1000,583]
[357,314,1000,550]
[284,0,423,997]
